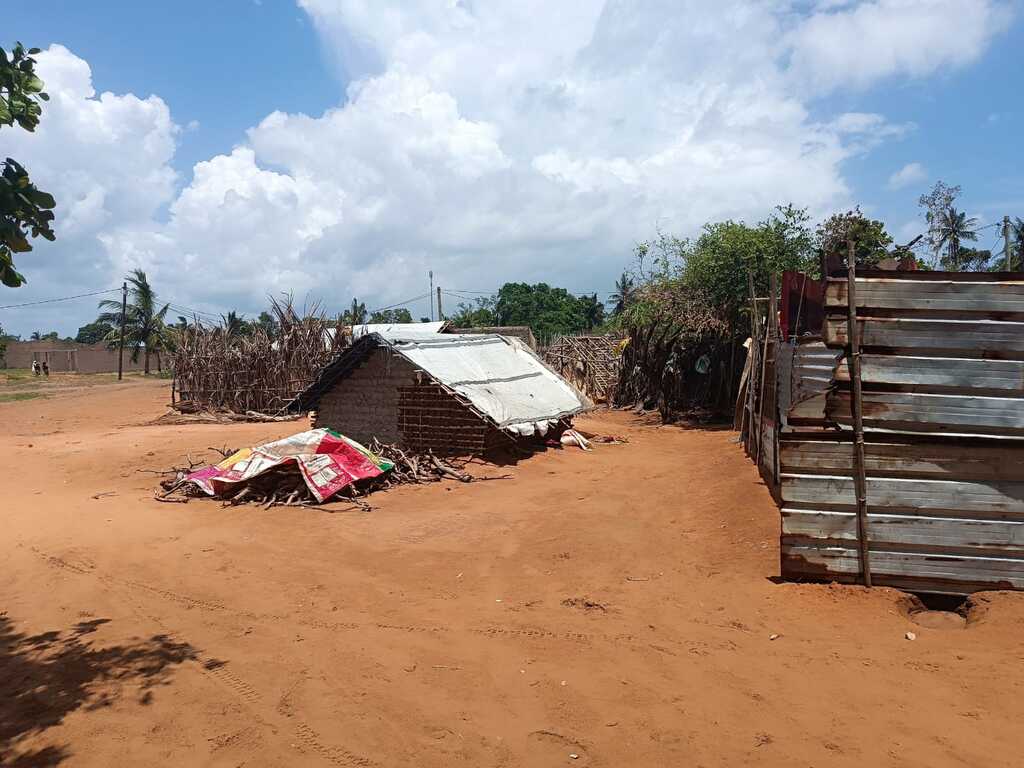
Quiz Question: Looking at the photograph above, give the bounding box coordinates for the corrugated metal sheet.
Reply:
[776,270,1024,595]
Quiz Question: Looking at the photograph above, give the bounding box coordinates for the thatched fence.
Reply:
[170,299,347,414]
[613,287,736,421]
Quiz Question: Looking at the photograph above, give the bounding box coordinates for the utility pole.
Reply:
[429,270,434,321]
[1004,215,1013,272]
[436,286,444,321]
[117,281,127,381]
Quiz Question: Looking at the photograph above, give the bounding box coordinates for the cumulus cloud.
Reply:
[3,1,1014,335]
[787,0,1013,91]
[888,162,928,190]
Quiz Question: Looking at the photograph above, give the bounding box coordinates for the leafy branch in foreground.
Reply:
[1,42,56,287]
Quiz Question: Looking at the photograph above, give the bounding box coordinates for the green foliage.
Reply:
[448,284,604,339]
[1,43,55,288]
[933,206,979,271]
[75,320,114,345]
[341,298,367,324]
[29,330,57,341]
[220,310,252,340]
[814,207,893,269]
[609,271,636,316]
[918,180,961,259]
[449,296,497,328]
[662,206,816,332]
[493,282,604,341]
[95,269,170,374]
[256,310,279,338]
[1002,218,1024,272]
[946,246,990,272]
[369,308,413,323]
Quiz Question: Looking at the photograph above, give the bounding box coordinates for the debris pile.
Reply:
[155,429,482,509]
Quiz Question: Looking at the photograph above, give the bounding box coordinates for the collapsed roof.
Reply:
[291,333,592,436]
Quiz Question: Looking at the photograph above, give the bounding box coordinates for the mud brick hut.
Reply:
[290,333,591,455]
[743,268,1024,595]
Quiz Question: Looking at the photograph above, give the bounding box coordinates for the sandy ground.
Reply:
[2,379,1024,767]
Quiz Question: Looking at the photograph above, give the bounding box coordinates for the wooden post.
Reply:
[743,271,762,450]
[754,276,778,468]
[846,240,872,587]
[117,281,127,381]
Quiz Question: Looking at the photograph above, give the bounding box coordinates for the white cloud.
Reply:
[888,162,928,190]
[2,1,1014,335]
[787,0,1013,92]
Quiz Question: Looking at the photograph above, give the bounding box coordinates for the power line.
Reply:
[366,291,432,315]
[0,287,120,311]
[166,302,221,320]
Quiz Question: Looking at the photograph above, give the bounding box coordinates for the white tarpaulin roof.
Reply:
[324,322,447,348]
[353,321,447,340]
[391,334,591,434]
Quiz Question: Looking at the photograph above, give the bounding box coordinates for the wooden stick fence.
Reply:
[170,297,347,415]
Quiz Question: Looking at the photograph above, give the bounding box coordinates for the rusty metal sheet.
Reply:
[781,473,1024,515]
[781,545,1024,594]
[780,438,1024,482]
[824,317,1024,355]
[782,508,1024,553]
[825,391,1024,437]
[826,277,1024,315]
[833,354,1024,393]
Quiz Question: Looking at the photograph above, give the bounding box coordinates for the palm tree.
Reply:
[30,330,42,341]
[579,293,604,330]
[220,310,248,340]
[1011,217,1024,271]
[608,272,637,316]
[934,206,979,271]
[343,298,367,325]
[96,269,170,374]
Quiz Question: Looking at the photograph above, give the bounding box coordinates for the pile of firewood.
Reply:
[153,442,478,510]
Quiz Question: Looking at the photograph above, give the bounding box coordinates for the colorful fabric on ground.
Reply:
[186,429,393,503]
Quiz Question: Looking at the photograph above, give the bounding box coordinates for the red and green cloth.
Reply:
[186,429,393,503]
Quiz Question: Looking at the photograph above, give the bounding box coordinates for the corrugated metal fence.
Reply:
[773,270,1024,595]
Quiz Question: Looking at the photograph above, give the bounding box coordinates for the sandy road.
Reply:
[2,379,1023,766]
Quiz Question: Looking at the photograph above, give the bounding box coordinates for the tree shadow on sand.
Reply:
[0,612,198,766]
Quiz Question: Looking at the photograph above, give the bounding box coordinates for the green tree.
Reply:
[256,310,279,338]
[493,282,592,341]
[918,180,961,261]
[949,247,991,272]
[1,43,56,287]
[934,206,979,271]
[627,206,817,334]
[75,320,113,345]
[220,310,253,340]
[577,293,605,330]
[369,308,414,323]
[815,207,893,269]
[449,296,496,328]
[96,269,170,374]
[1008,217,1024,271]
[342,298,367,324]
[609,272,636,316]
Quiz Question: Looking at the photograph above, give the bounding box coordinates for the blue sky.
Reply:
[10,0,339,184]
[3,0,1022,337]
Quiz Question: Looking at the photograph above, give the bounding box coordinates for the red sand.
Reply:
[3,378,1023,766]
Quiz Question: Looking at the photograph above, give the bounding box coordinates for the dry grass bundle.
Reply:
[170,297,347,415]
